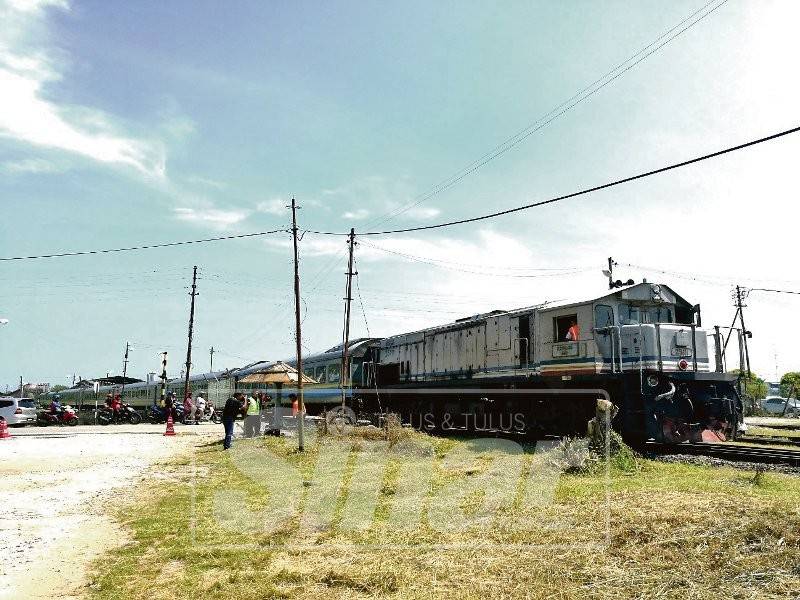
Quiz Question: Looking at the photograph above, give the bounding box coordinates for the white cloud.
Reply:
[2,157,62,173]
[342,208,369,220]
[405,206,440,220]
[320,175,442,224]
[256,198,288,216]
[173,206,249,230]
[0,0,166,178]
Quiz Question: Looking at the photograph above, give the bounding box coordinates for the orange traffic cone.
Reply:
[0,418,11,439]
[164,413,176,437]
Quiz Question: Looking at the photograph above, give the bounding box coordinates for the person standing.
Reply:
[222,393,245,450]
[195,393,206,424]
[182,393,193,423]
[244,391,261,438]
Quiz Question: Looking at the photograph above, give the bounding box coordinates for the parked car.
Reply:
[0,397,38,426]
[761,396,800,416]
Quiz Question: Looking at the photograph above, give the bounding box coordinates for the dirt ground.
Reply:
[0,423,220,599]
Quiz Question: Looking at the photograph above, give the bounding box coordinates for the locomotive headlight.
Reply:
[647,375,659,387]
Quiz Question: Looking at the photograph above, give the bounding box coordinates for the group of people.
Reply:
[221,391,271,449]
[182,392,208,423]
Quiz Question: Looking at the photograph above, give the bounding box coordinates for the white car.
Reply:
[761,396,800,416]
[0,397,37,426]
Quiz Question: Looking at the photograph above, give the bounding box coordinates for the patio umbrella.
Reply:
[238,361,317,385]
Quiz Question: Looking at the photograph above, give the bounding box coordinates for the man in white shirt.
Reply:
[194,393,207,423]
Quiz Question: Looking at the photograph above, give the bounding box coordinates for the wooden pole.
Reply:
[290,199,305,451]
[183,266,198,402]
[341,228,355,406]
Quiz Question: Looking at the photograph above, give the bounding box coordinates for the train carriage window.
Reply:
[328,363,341,383]
[594,305,614,329]
[554,314,578,342]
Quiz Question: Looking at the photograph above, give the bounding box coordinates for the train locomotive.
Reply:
[351,282,743,444]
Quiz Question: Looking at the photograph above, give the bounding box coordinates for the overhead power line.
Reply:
[747,287,800,296]
[360,240,593,278]
[0,228,288,262]
[305,124,800,236]
[365,0,730,230]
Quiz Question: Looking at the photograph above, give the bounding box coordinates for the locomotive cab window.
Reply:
[554,314,578,342]
[594,304,614,329]
[619,304,673,325]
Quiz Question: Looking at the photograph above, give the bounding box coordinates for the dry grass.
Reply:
[88,429,800,599]
[748,425,800,439]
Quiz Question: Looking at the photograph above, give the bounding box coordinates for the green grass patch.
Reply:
[88,431,800,599]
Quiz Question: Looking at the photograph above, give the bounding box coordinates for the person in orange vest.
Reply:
[566,320,580,341]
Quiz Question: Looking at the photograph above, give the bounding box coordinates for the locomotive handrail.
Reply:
[691,324,698,372]
[655,323,663,372]
[594,326,623,374]
[513,337,530,370]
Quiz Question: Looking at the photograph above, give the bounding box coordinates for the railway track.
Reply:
[737,435,800,447]
[645,441,800,467]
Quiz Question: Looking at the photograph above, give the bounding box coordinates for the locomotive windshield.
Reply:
[619,304,673,325]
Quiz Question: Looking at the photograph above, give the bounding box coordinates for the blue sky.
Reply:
[2,0,800,390]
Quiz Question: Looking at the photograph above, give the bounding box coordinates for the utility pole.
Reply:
[19,375,23,399]
[183,266,198,402]
[290,198,305,451]
[341,228,356,406]
[120,342,130,400]
[735,285,752,380]
[713,325,724,373]
[607,257,615,289]
[209,346,215,372]
[159,352,168,406]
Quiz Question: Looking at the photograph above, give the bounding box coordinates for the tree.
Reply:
[729,369,768,401]
[50,384,68,393]
[780,372,800,398]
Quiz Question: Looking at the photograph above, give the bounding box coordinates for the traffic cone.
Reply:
[0,418,11,439]
[164,413,176,437]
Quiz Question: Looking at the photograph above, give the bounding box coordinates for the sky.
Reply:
[1,0,799,390]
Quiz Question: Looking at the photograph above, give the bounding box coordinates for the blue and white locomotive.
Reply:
[356,282,741,443]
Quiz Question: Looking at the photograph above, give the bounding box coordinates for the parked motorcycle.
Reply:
[147,404,184,424]
[98,403,142,425]
[181,404,221,425]
[37,405,79,427]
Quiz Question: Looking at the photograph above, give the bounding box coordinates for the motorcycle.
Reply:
[147,404,184,424]
[181,404,221,425]
[98,403,142,425]
[197,405,222,424]
[37,405,79,427]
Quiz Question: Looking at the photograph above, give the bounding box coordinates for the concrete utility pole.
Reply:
[183,266,198,402]
[120,342,131,400]
[209,346,215,372]
[341,228,356,406]
[19,376,23,399]
[290,198,305,451]
[607,257,615,289]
